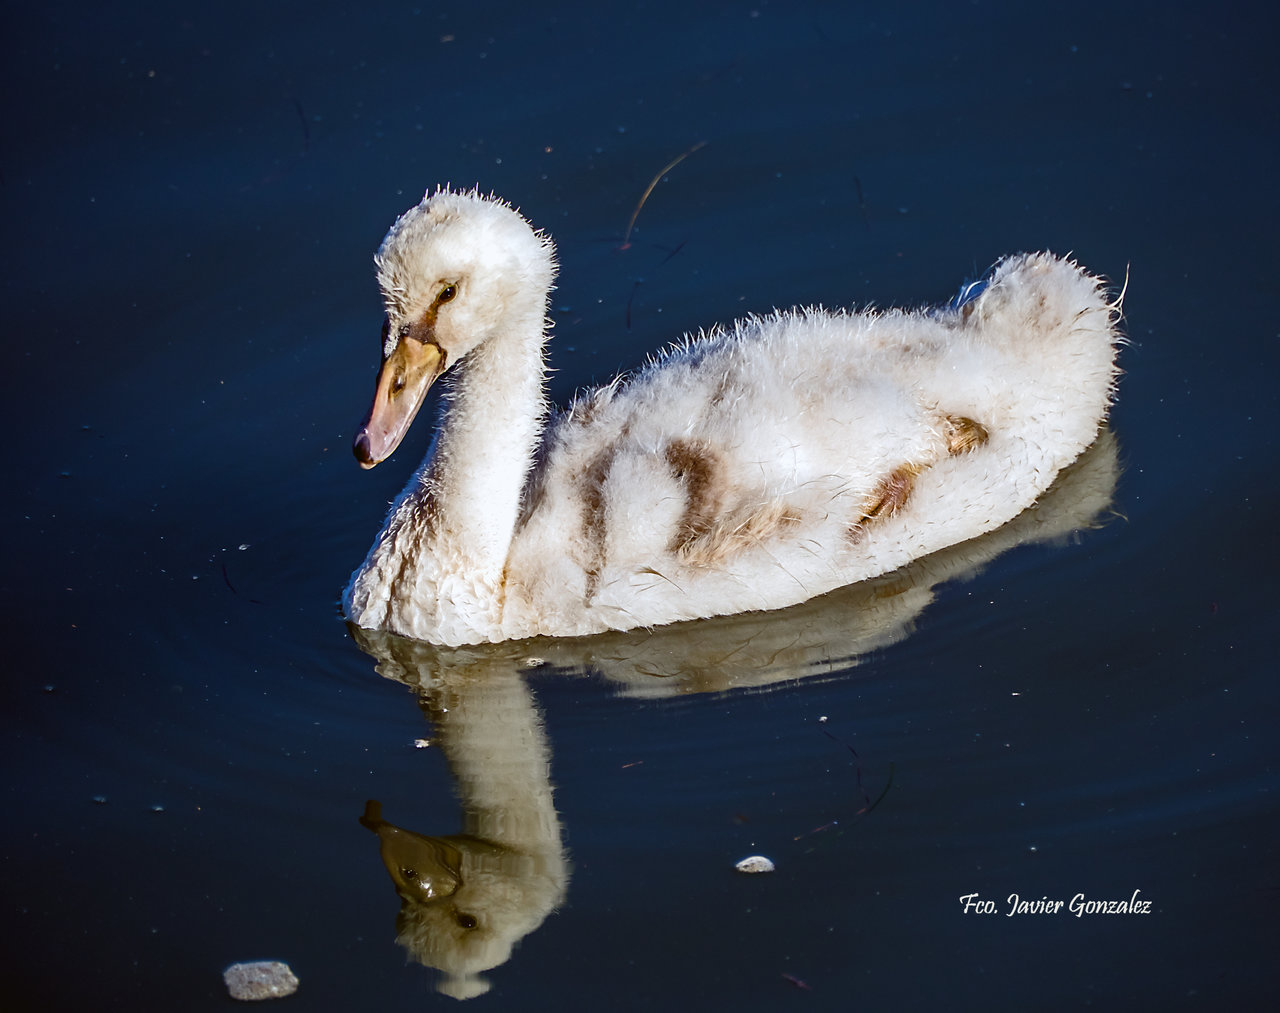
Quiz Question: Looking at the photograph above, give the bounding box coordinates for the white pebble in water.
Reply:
[734,855,776,874]
[223,960,299,1001]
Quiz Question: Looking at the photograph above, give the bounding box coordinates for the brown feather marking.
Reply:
[664,439,720,553]
[848,463,922,542]
[678,502,803,567]
[665,439,806,566]
[579,447,616,602]
[944,414,989,455]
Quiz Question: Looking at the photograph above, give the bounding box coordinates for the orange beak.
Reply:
[352,337,447,469]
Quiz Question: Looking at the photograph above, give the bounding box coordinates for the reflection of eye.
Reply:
[456,913,478,929]
[401,867,418,881]
[438,284,458,304]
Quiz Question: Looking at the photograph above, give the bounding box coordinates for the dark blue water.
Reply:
[4,1,1276,1009]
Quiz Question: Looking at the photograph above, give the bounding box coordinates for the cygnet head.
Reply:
[353,188,557,468]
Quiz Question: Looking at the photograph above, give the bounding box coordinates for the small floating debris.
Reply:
[735,855,776,874]
[223,960,299,1001]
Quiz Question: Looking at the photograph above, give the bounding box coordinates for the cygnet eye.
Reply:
[398,323,411,340]
[438,283,458,304]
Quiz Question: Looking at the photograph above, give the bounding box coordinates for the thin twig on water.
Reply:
[620,141,707,249]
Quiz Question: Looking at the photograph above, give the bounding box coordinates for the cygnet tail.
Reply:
[965,252,1122,422]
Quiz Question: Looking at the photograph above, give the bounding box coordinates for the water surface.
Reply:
[3,1,1276,1009]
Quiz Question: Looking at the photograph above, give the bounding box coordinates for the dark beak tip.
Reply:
[353,431,378,469]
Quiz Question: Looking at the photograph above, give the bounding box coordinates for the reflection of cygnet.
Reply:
[359,664,568,1000]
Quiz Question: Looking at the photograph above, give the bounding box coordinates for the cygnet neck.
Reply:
[416,297,550,580]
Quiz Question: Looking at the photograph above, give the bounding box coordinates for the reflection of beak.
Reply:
[352,337,447,469]
[360,801,463,903]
